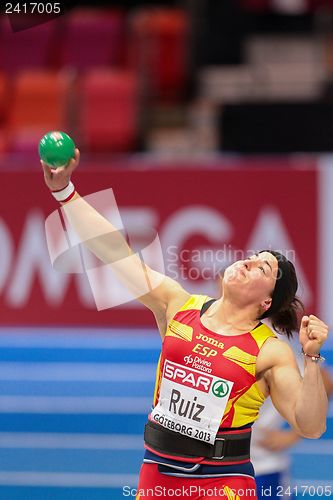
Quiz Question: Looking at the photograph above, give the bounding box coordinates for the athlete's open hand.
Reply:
[299,314,328,356]
[41,148,80,192]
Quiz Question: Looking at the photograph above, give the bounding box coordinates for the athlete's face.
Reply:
[223,251,279,307]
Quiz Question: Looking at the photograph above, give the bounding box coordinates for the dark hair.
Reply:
[258,250,304,339]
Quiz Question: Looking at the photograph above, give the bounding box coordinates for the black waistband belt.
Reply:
[144,421,251,462]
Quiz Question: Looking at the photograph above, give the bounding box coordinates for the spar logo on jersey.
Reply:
[212,380,231,398]
[163,360,213,393]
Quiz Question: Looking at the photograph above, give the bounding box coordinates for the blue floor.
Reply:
[0,327,331,500]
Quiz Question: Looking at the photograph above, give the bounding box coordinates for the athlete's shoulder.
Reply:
[258,335,299,373]
[261,336,297,357]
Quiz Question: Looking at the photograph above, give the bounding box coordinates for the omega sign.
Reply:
[0,165,316,325]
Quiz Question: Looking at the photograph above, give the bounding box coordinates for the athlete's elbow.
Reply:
[300,425,326,439]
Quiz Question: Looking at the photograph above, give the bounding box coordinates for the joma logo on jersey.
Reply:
[164,360,212,393]
[196,333,224,350]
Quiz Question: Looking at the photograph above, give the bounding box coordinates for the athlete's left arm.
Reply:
[263,316,329,439]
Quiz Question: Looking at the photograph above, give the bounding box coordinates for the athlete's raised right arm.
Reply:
[42,149,190,326]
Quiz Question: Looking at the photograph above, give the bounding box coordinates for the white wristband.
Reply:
[52,181,75,202]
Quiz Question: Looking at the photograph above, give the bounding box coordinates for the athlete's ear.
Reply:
[261,297,272,312]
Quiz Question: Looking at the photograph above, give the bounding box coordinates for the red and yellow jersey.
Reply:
[152,294,276,429]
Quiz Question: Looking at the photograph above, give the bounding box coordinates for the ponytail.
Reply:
[269,296,304,339]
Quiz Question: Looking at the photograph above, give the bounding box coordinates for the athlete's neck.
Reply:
[201,297,259,335]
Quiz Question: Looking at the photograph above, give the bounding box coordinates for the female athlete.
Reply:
[41,150,329,500]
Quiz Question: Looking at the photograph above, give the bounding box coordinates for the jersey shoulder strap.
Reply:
[249,323,277,349]
[178,294,214,313]
[200,298,217,316]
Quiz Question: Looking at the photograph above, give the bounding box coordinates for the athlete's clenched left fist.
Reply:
[299,315,329,356]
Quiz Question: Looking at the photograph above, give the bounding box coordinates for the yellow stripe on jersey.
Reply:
[153,354,162,406]
[250,323,277,348]
[230,381,265,427]
[221,394,238,426]
[165,319,193,342]
[222,346,257,377]
[223,485,241,500]
[178,294,210,312]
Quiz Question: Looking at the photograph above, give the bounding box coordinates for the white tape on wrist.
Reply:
[51,181,75,202]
